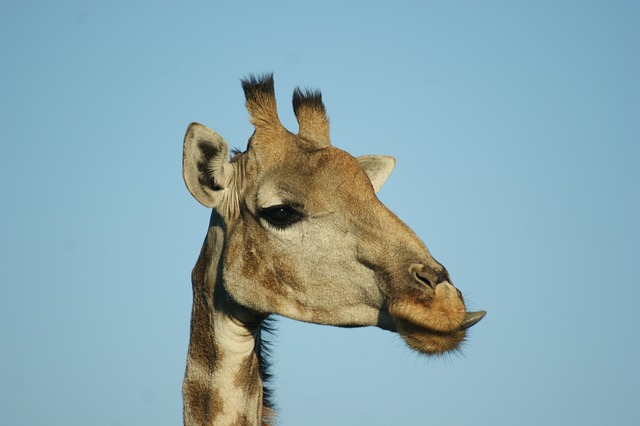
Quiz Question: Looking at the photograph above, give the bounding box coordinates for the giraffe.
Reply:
[181,74,485,425]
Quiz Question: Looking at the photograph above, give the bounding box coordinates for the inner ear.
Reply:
[183,122,233,208]
[357,155,396,193]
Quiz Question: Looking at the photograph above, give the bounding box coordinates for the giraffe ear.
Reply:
[357,155,396,193]
[183,122,234,208]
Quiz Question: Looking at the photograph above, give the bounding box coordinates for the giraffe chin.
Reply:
[396,320,467,354]
[390,300,487,355]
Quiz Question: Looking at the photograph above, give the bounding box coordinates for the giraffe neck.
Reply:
[183,213,270,426]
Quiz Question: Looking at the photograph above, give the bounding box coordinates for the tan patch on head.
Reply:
[239,234,261,283]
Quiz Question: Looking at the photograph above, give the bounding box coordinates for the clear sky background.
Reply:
[1,1,638,425]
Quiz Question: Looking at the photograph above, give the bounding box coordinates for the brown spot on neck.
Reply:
[234,350,262,398]
[182,384,224,425]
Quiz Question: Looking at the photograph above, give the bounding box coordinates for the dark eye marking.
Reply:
[259,204,304,229]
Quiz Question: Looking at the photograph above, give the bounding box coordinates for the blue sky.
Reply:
[1,1,638,425]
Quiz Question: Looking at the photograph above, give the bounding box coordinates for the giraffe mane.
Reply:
[258,317,276,425]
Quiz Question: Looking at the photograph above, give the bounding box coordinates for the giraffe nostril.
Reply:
[415,273,434,289]
[409,264,436,289]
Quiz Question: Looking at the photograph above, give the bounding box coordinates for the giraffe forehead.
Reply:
[249,146,374,208]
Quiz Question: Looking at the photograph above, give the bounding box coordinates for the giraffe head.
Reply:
[183,74,484,355]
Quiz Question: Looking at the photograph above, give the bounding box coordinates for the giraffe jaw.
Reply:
[391,310,486,355]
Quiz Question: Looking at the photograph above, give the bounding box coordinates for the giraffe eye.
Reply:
[259,205,303,229]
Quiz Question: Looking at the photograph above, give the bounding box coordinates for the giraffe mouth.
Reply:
[377,269,486,354]
[385,310,486,355]
[396,310,485,334]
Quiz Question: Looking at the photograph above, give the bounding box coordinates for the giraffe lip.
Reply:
[379,310,486,334]
[459,311,486,331]
[415,310,487,334]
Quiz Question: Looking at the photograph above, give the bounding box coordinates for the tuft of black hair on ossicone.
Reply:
[241,73,275,103]
[292,87,326,117]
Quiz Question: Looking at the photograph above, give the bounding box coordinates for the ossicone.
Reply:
[241,73,284,132]
[292,87,331,149]
[241,73,331,150]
